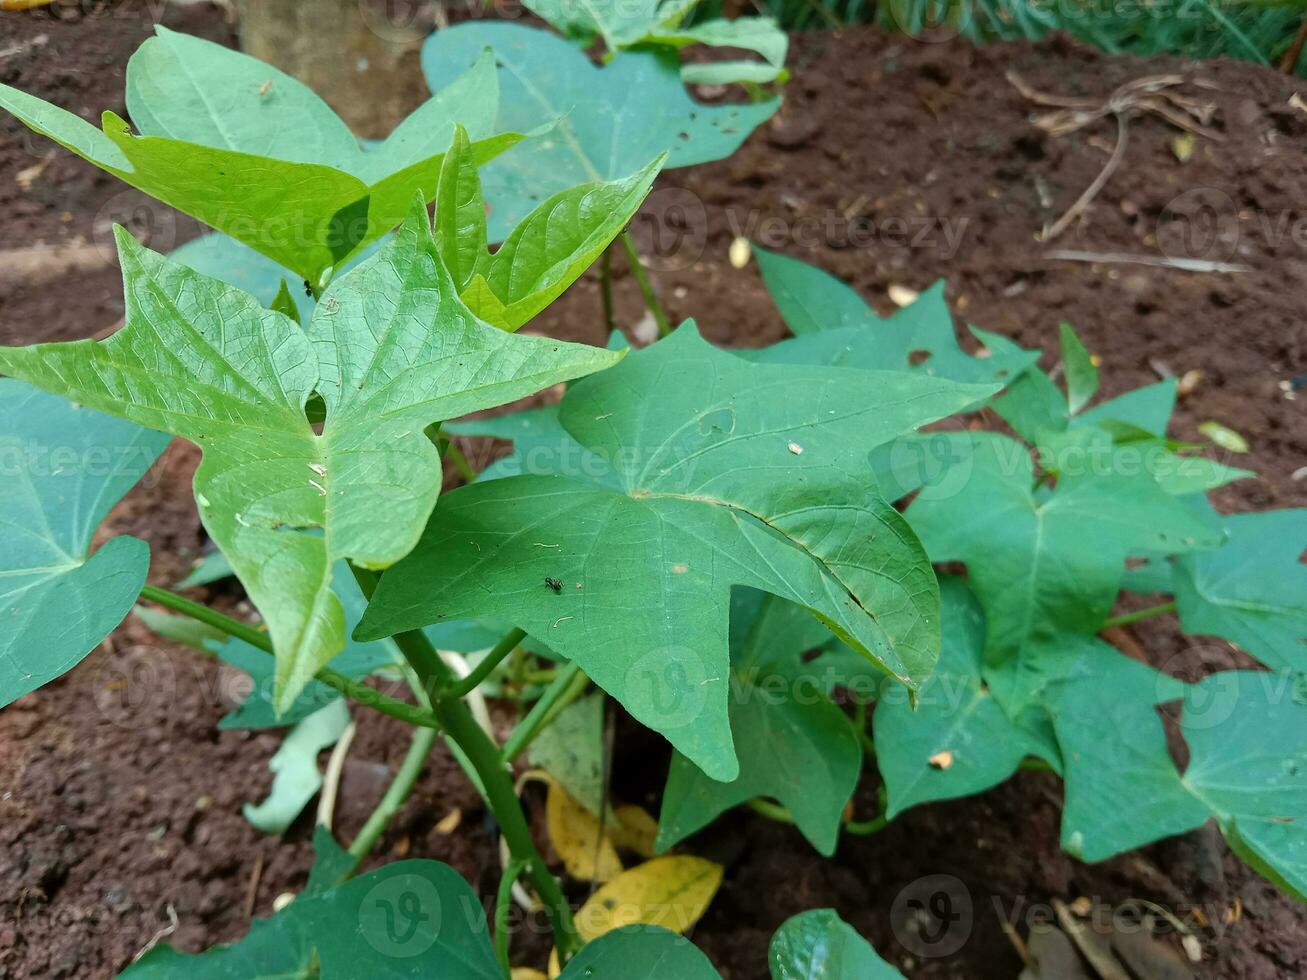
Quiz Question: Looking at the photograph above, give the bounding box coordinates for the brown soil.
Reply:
[1,4,1305,979]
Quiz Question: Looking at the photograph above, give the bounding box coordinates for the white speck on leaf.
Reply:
[788,442,803,455]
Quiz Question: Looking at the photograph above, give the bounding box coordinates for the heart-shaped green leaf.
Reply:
[0,203,623,716]
[560,924,722,978]
[421,22,779,238]
[874,578,1051,818]
[0,381,171,708]
[360,324,996,779]
[0,29,518,284]
[434,124,663,330]
[124,840,503,977]
[906,432,1221,658]
[658,591,862,855]
[769,909,905,979]
[1171,505,1307,671]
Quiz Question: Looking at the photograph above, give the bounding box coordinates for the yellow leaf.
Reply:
[1171,131,1195,163]
[1,0,57,8]
[574,855,722,941]
[512,970,548,980]
[550,855,724,976]
[608,804,659,858]
[1198,420,1250,454]
[545,782,623,883]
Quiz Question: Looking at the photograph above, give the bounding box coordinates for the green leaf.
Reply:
[133,605,228,652]
[0,30,518,283]
[874,578,1049,817]
[124,850,502,978]
[668,19,789,86]
[560,924,722,978]
[434,124,663,330]
[769,909,905,979]
[658,591,862,856]
[360,324,997,779]
[0,203,623,716]
[0,380,170,708]
[531,692,607,816]
[1059,322,1098,414]
[176,549,235,588]
[1072,377,1175,435]
[906,432,1222,658]
[1052,669,1307,898]
[243,698,352,835]
[421,23,779,238]
[1171,506,1307,671]
[751,249,1037,385]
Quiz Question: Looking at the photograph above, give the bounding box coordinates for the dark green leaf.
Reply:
[769,909,904,979]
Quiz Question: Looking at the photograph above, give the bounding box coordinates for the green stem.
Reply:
[347,566,581,959]
[445,628,526,700]
[444,437,478,484]
[619,231,671,338]
[746,798,795,824]
[1102,601,1177,630]
[844,814,889,836]
[599,245,616,335]
[348,724,438,869]
[500,663,587,764]
[138,585,440,731]
[495,858,526,977]
[1020,757,1054,772]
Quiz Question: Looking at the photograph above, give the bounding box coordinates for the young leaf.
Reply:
[421,23,778,237]
[0,381,170,708]
[559,925,721,979]
[657,592,862,856]
[434,124,664,330]
[873,578,1051,818]
[1059,322,1099,414]
[769,909,905,979]
[1073,377,1176,435]
[905,432,1222,657]
[664,18,789,87]
[359,325,997,779]
[242,698,352,835]
[175,549,235,588]
[751,249,1037,385]
[1171,506,1307,671]
[125,849,503,977]
[0,30,518,284]
[0,203,623,716]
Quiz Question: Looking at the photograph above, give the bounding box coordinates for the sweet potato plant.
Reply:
[1,18,1304,980]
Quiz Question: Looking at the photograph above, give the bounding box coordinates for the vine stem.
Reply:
[619,231,671,338]
[500,663,587,764]
[495,858,527,977]
[1102,600,1177,630]
[137,584,440,731]
[347,566,582,960]
[347,724,438,869]
[445,628,526,700]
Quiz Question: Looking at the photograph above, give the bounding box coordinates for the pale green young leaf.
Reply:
[243,698,352,835]
[1072,377,1176,434]
[769,909,905,979]
[658,593,861,856]
[1059,322,1098,414]
[906,432,1221,658]
[0,205,621,715]
[434,124,664,330]
[1171,506,1307,671]
[1,33,515,283]
[360,325,997,779]
[874,578,1049,818]
[0,381,171,708]
[422,23,778,237]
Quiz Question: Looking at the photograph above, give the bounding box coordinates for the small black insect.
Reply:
[544,577,563,593]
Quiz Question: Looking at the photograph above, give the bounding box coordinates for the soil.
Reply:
[1,3,1306,979]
